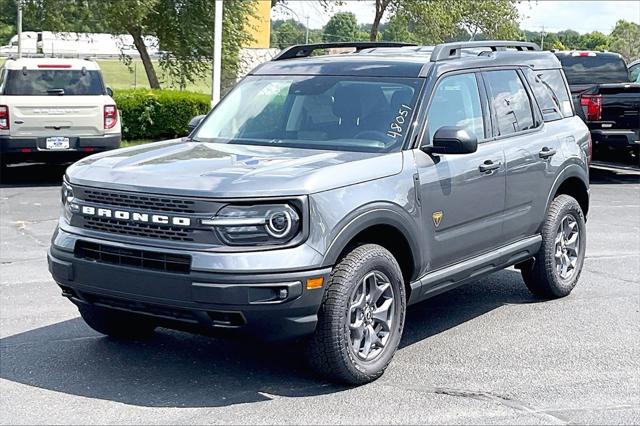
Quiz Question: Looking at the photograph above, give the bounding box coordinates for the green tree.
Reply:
[609,20,640,62]
[581,31,610,51]
[271,19,306,48]
[323,12,360,42]
[381,14,418,43]
[556,29,581,49]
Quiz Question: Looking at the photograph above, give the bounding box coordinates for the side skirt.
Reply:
[407,235,541,305]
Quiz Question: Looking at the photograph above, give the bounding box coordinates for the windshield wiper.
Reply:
[47,88,65,95]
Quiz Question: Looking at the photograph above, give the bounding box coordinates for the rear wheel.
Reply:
[307,244,406,385]
[522,194,586,299]
[78,305,156,339]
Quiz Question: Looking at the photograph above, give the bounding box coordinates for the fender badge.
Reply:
[432,211,443,228]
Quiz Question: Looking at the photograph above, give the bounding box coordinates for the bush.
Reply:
[113,89,210,141]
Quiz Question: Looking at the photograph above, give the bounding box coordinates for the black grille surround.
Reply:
[75,240,191,274]
[69,184,226,246]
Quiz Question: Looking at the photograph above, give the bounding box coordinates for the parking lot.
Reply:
[0,164,638,425]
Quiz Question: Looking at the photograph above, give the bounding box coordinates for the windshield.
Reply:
[3,69,105,96]
[194,75,423,152]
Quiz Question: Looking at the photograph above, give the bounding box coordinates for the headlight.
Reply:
[61,182,74,206]
[202,204,301,246]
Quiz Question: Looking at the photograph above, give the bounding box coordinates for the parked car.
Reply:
[49,41,590,384]
[629,59,640,83]
[555,51,640,166]
[0,57,121,168]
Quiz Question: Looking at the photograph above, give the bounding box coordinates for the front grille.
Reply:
[75,240,191,274]
[82,189,197,213]
[83,293,198,323]
[83,216,195,242]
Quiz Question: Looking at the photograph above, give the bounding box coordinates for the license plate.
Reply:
[46,137,70,150]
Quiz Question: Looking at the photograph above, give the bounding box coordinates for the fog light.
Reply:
[306,277,324,290]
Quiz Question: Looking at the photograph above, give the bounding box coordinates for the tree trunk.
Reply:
[370,0,393,41]
[129,26,161,89]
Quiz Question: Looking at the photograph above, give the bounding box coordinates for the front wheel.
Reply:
[307,244,406,385]
[522,194,586,299]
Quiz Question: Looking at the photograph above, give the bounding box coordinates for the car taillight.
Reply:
[0,105,9,130]
[104,105,118,130]
[580,94,602,121]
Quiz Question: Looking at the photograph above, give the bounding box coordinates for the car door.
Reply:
[482,69,563,243]
[414,72,506,271]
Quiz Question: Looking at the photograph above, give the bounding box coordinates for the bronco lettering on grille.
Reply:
[80,205,191,227]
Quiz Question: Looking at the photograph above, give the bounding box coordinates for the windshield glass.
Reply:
[194,75,423,152]
[4,69,105,95]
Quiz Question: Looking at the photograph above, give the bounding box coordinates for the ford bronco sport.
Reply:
[0,57,120,168]
[48,41,590,384]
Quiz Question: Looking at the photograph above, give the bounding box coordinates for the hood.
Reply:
[66,140,404,198]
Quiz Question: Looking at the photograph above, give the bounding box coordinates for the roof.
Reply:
[1,57,101,71]
[252,42,561,78]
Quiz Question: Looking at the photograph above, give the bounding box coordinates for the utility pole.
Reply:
[305,15,309,44]
[540,25,546,50]
[17,0,23,58]
[211,0,223,107]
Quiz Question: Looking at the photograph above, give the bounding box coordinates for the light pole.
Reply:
[17,0,23,58]
[211,0,223,107]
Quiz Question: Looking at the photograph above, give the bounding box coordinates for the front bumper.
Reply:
[48,228,331,341]
[0,134,121,160]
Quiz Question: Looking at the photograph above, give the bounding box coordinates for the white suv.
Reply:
[0,57,121,167]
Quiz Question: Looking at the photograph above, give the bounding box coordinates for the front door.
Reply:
[415,72,506,272]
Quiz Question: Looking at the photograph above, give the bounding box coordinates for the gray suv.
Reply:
[48,41,591,384]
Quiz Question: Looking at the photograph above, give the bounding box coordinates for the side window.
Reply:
[484,70,535,136]
[537,69,573,117]
[629,64,640,83]
[523,68,563,122]
[426,73,484,143]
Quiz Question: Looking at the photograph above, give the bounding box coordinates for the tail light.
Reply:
[580,94,602,121]
[104,105,118,130]
[0,105,9,130]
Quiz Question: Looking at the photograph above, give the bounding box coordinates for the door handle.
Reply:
[539,147,557,159]
[479,160,501,173]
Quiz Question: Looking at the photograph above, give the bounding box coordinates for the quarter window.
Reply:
[426,73,484,143]
[484,70,535,136]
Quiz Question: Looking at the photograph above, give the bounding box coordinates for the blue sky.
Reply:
[272,0,640,35]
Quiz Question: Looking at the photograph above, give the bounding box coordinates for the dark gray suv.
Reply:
[48,41,591,384]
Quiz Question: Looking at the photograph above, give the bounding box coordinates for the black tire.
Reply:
[522,194,586,299]
[307,244,406,385]
[78,305,156,339]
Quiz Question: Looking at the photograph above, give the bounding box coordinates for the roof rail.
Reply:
[430,41,541,62]
[272,42,416,61]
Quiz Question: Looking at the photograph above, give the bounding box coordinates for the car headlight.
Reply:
[202,203,301,246]
[61,182,74,206]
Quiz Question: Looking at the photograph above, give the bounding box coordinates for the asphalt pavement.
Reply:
[1,163,639,425]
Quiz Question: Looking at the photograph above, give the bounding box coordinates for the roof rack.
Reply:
[272,42,416,61]
[430,41,540,62]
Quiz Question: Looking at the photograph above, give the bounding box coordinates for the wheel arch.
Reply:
[546,164,590,219]
[321,205,423,292]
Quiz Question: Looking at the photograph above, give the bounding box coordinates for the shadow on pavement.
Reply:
[0,162,69,188]
[589,167,640,185]
[0,269,539,408]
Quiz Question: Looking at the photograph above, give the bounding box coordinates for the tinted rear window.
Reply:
[4,69,105,95]
[557,54,630,85]
[536,69,573,117]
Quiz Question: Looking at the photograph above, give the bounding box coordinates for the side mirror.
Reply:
[422,126,478,155]
[187,115,206,133]
[105,87,114,97]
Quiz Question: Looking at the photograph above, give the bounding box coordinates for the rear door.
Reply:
[484,69,562,242]
[414,72,506,271]
[3,67,107,138]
